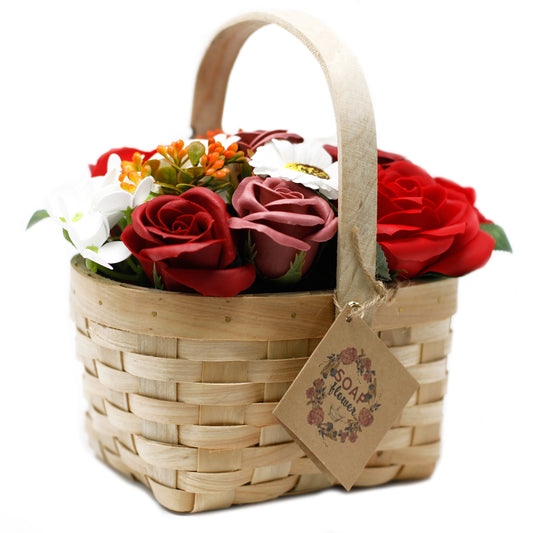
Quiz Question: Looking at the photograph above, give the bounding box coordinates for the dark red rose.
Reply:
[340,347,358,365]
[89,147,157,177]
[228,176,338,278]
[358,407,374,427]
[237,129,303,154]
[307,407,325,426]
[377,156,495,278]
[121,188,255,296]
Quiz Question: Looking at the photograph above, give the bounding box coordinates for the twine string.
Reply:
[334,227,398,321]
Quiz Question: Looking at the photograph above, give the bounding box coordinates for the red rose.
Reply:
[89,147,157,177]
[377,156,495,278]
[237,129,303,154]
[228,176,338,278]
[307,407,325,426]
[358,407,374,427]
[340,347,357,365]
[121,189,255,296]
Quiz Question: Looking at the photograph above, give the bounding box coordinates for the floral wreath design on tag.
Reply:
[306,347,381,443]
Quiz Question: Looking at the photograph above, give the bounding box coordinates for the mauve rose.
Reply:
[237,129,303,154]
[306,387,315,399]
[378,156,495,278]
[89,147,157,176]
[358,407,374,427]
[307,407,325,426]
[349,432,358,443]
[228,176,338,278]
[340,347,358,365]
[121,188,255,296]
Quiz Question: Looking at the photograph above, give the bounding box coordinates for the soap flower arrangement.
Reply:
[28,129,511,296]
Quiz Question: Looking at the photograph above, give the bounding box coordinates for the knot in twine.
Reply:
[334,227,399,321]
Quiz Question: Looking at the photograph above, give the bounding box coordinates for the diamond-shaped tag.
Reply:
[273,304,419,490]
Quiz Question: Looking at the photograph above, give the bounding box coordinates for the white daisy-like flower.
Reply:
[248,139,339,199]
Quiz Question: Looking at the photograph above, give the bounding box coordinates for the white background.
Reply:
[2,0,531,531]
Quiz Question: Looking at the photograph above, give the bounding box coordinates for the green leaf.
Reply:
[26,209,49,229]
[480,223,512,252]
[187,141,205,166]
[152,263,165,290]
[155,166,177,185]
[145,159,160,175]
[85,258,98,273]
[117,207,134,231]
[376,243,392,280]
[62,228,74,246]
[272,251,307,285]
[243,231,257,265]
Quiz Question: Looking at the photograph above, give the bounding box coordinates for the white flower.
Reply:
[92,154,154,227]
[46,178,132,269]
[248,139,339,199]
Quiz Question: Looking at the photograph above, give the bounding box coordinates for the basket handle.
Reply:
[191,11,377,311]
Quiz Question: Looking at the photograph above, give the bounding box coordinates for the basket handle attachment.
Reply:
[190,11,378,313]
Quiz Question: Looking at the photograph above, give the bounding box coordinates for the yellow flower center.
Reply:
[285,162,329,179]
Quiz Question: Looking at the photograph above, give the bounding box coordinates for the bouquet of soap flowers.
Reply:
[28,129,510,297]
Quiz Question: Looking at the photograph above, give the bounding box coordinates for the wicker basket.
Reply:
[71,11,459,512]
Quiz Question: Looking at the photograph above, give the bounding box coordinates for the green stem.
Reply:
[126,256,143,274]
[95,264,145,284]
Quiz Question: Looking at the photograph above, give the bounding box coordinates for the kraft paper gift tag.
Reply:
[274,304,418,490]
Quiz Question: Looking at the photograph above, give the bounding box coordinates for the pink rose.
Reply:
[349,432,358,443]
[306,387,315,399]
[358,408,374,427]
[307,407,325,426]
[313,378,324,389]
[340,347,357,365]
[363,358,372,370]
[228,176,338,278]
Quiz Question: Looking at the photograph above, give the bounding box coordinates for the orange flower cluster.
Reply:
[119,152,151,193]
[201,139,244,180]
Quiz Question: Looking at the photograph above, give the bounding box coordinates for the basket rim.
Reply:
[71,255,444,301]
[70,255,458,341]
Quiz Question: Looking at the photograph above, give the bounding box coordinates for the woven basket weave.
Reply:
[71,11,459,512]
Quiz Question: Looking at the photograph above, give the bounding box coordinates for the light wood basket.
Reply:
[71,11,459,512]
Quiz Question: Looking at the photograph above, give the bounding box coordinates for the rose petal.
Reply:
[228,217,311,251]
[160,263,256,297]
[421,230,495,277]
